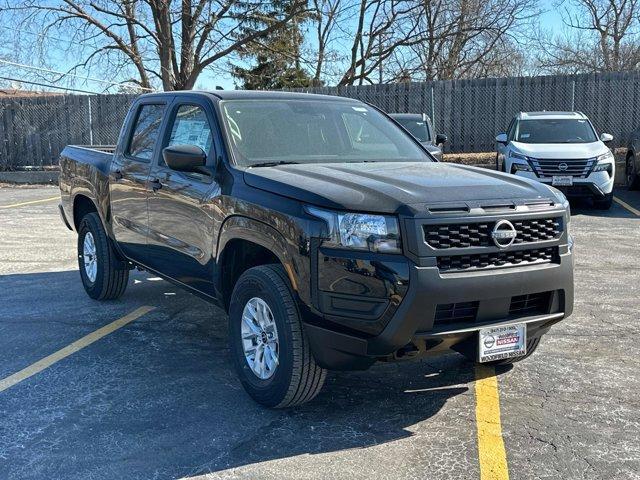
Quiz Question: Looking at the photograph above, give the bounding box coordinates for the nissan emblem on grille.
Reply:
[558,162,568,171]
[491,220,517,248]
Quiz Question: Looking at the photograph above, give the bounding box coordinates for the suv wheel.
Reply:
[594,193,613,210]
[78,212,129,300]
[627,154,640,190]
[229,264,327,408]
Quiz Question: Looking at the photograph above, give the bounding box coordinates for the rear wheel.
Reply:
[77,212,129,300]
[229,264,327,408]
[478,337,541,366]
[594,192,613,210]
[627,153,640,190]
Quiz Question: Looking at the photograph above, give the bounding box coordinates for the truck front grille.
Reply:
[529,157,595,178]
[437,247,558,272]
[509,292,552,316]
[424,218,562,249]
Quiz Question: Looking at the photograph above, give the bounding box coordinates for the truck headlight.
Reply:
[306,206,402,254]
[547,186,573,250]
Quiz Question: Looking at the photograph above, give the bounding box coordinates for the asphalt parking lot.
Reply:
[0,185,639,480]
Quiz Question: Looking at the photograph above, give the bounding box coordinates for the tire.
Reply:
[77,212,129,300]
[594,192,613,210]
[479,336,542,366]
[229,264,327,408]
[626,153,640,190]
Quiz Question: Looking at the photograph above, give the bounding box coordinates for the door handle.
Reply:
[149,178,163,192]
[113,169,123,181]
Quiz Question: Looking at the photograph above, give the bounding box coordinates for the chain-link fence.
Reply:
[2,71,640,170]
[0,93,137,170]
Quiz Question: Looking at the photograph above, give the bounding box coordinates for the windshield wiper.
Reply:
[249,160,301,168]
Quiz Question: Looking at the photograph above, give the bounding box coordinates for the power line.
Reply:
[0,59,154,91]
[0,25,96,49]
[0,76,105,95]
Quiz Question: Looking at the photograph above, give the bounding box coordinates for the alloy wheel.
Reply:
[241,297,280,380]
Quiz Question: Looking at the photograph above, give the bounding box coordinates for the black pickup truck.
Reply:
[59,90,574,407]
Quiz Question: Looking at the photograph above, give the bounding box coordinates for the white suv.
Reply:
[495,111,615,209]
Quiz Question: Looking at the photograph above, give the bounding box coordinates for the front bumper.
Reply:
[513,170,614,197]
[304,246,573,370]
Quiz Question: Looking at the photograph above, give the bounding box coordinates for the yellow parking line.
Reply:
[475,364,510,480]
[613,196,640,216]
[0,196,59,209]
[0,305,155,393]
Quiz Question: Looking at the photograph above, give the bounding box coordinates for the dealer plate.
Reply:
[552,175,573,186]
[478,323,526,363]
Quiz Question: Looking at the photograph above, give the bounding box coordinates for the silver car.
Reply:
[389,113,447,160]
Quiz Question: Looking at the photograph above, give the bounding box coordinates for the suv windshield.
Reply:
[221,100,431,166]
[515,119,597,144]
[394,117,430,142]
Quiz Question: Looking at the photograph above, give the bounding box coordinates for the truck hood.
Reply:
[511,141,607,159]
[243,162,555,214]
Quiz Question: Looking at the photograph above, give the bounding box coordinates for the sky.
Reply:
[0,0,576,95]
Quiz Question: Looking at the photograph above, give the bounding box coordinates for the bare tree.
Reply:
[335,0,424,85]
[386,0,536,81]
[4,0,310,91]
[538,0,640,73]
[309,0,344,84]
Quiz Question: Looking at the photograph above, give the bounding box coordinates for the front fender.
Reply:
[216,215,301,294]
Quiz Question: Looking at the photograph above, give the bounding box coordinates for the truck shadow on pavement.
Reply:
[0,269,492,479]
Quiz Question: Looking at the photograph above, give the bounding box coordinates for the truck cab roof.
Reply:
[138,89,360,104]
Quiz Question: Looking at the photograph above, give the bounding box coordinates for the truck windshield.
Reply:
[221,100,432,166]
[394,118,431,142]
[515,119,597,144]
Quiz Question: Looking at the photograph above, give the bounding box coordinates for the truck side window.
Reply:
[127,104,166,161]
[163,104,213,165]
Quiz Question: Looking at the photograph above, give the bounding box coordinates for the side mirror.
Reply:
[600,133,613,143]
[435,133,447,145]
[495,133,508,145]
[162,144,209,175]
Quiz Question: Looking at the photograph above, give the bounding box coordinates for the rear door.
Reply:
[109,99,170,261]
[145,97,222,295]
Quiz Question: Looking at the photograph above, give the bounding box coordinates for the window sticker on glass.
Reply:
[168,105,212,154]
[352,107,368,112]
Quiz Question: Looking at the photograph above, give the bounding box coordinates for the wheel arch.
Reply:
[72,194,99,230]
[216,215,299,310]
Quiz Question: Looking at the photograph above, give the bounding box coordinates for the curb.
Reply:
[0,171,60,185]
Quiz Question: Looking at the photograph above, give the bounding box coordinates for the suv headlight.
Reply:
[509,151,532,172]
[509,151,528,161]
[306,206,402,253]
[593,151,614,174]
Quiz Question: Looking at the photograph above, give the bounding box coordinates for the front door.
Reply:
[146,99,221,295]
[109,100,168,261]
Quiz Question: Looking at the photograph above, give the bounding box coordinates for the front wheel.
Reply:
[594,193,613,210]
[627,154,640,190]
[77,212,129,300]
[229,264,327,408]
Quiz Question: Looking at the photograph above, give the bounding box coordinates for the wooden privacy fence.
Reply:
[0,93,136,170]
[2,71,640,169]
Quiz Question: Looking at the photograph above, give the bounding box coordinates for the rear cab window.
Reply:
[126,104,166,161]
